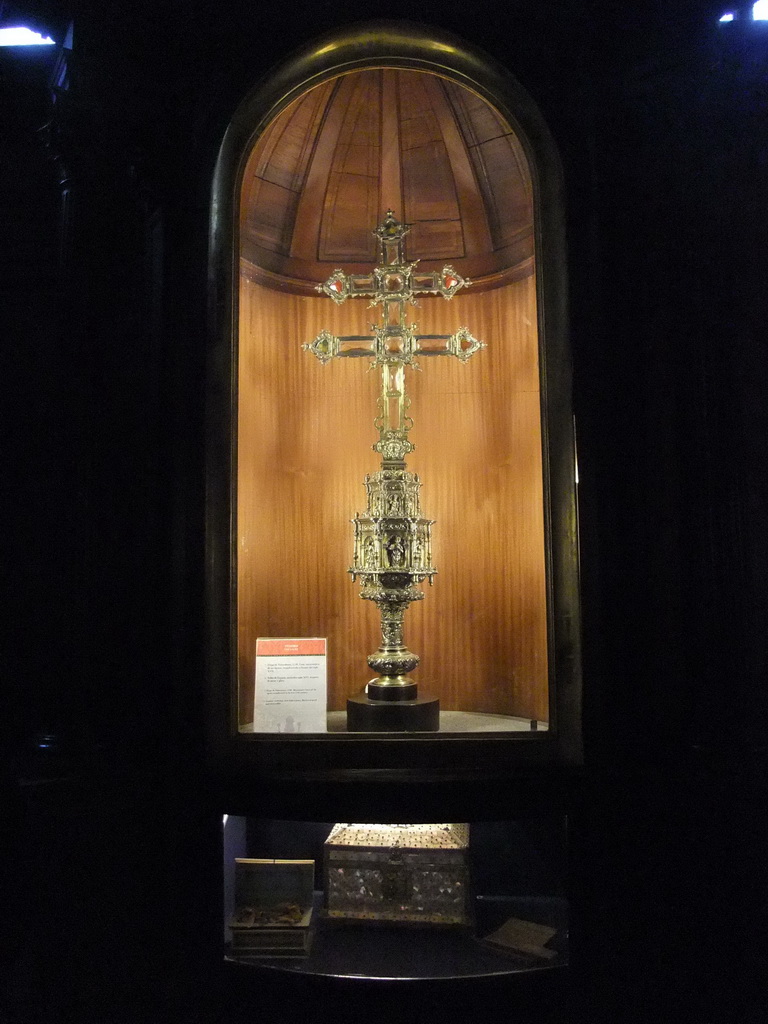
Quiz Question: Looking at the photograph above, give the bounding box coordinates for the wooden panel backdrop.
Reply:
[237,274,548,725]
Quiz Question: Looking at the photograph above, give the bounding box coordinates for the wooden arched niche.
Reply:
[215,24,576,732]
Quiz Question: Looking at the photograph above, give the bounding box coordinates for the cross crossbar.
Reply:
[303,210,484,370]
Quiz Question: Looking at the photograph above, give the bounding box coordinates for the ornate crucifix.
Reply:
[303,211,484,731]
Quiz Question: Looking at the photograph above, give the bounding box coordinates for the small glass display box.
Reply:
[207,24,582,774]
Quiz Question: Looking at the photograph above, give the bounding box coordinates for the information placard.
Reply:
[253,638,327,733]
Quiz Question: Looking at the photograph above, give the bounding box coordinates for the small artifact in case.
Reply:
[324,823,470,926]
[229,858,314,956]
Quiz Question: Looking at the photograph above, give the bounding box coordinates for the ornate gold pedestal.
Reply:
[347,452,439,731]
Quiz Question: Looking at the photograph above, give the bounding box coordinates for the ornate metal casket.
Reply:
[323,823,470,926]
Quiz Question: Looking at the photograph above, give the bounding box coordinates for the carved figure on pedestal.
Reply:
[364,535,377,570]
[386,535,406,568]
[413,536,423,569]
[387,492,403,515]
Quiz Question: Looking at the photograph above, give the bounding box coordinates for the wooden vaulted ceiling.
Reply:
[240,69,534,292]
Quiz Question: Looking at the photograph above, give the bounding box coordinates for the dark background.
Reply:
[3,1,767,1022]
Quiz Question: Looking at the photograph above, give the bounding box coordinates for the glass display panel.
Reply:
[222,816,568,978]
[236,68,553,737]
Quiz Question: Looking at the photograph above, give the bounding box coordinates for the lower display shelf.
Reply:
[240,712,548,734]
[225,894,568,980]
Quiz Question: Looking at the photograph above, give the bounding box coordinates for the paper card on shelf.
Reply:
[482,916,558,959]
[254,638,327,733]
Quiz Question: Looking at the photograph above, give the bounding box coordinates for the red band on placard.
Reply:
[256,638,326,657]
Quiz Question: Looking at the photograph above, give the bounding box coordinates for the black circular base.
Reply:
[367,680,418,701]
[347,692,440,732]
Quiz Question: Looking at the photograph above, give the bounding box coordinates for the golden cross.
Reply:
[303,211,484,460]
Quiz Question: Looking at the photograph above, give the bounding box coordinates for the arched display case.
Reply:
[206,21,581,998]
[207,21,581,779]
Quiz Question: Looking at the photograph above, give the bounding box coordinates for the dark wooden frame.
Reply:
[206,20,582,783]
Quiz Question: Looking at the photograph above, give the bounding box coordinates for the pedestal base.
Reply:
[347,692,440,732]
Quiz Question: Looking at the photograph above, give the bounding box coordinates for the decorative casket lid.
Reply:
[326,823,469,850]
